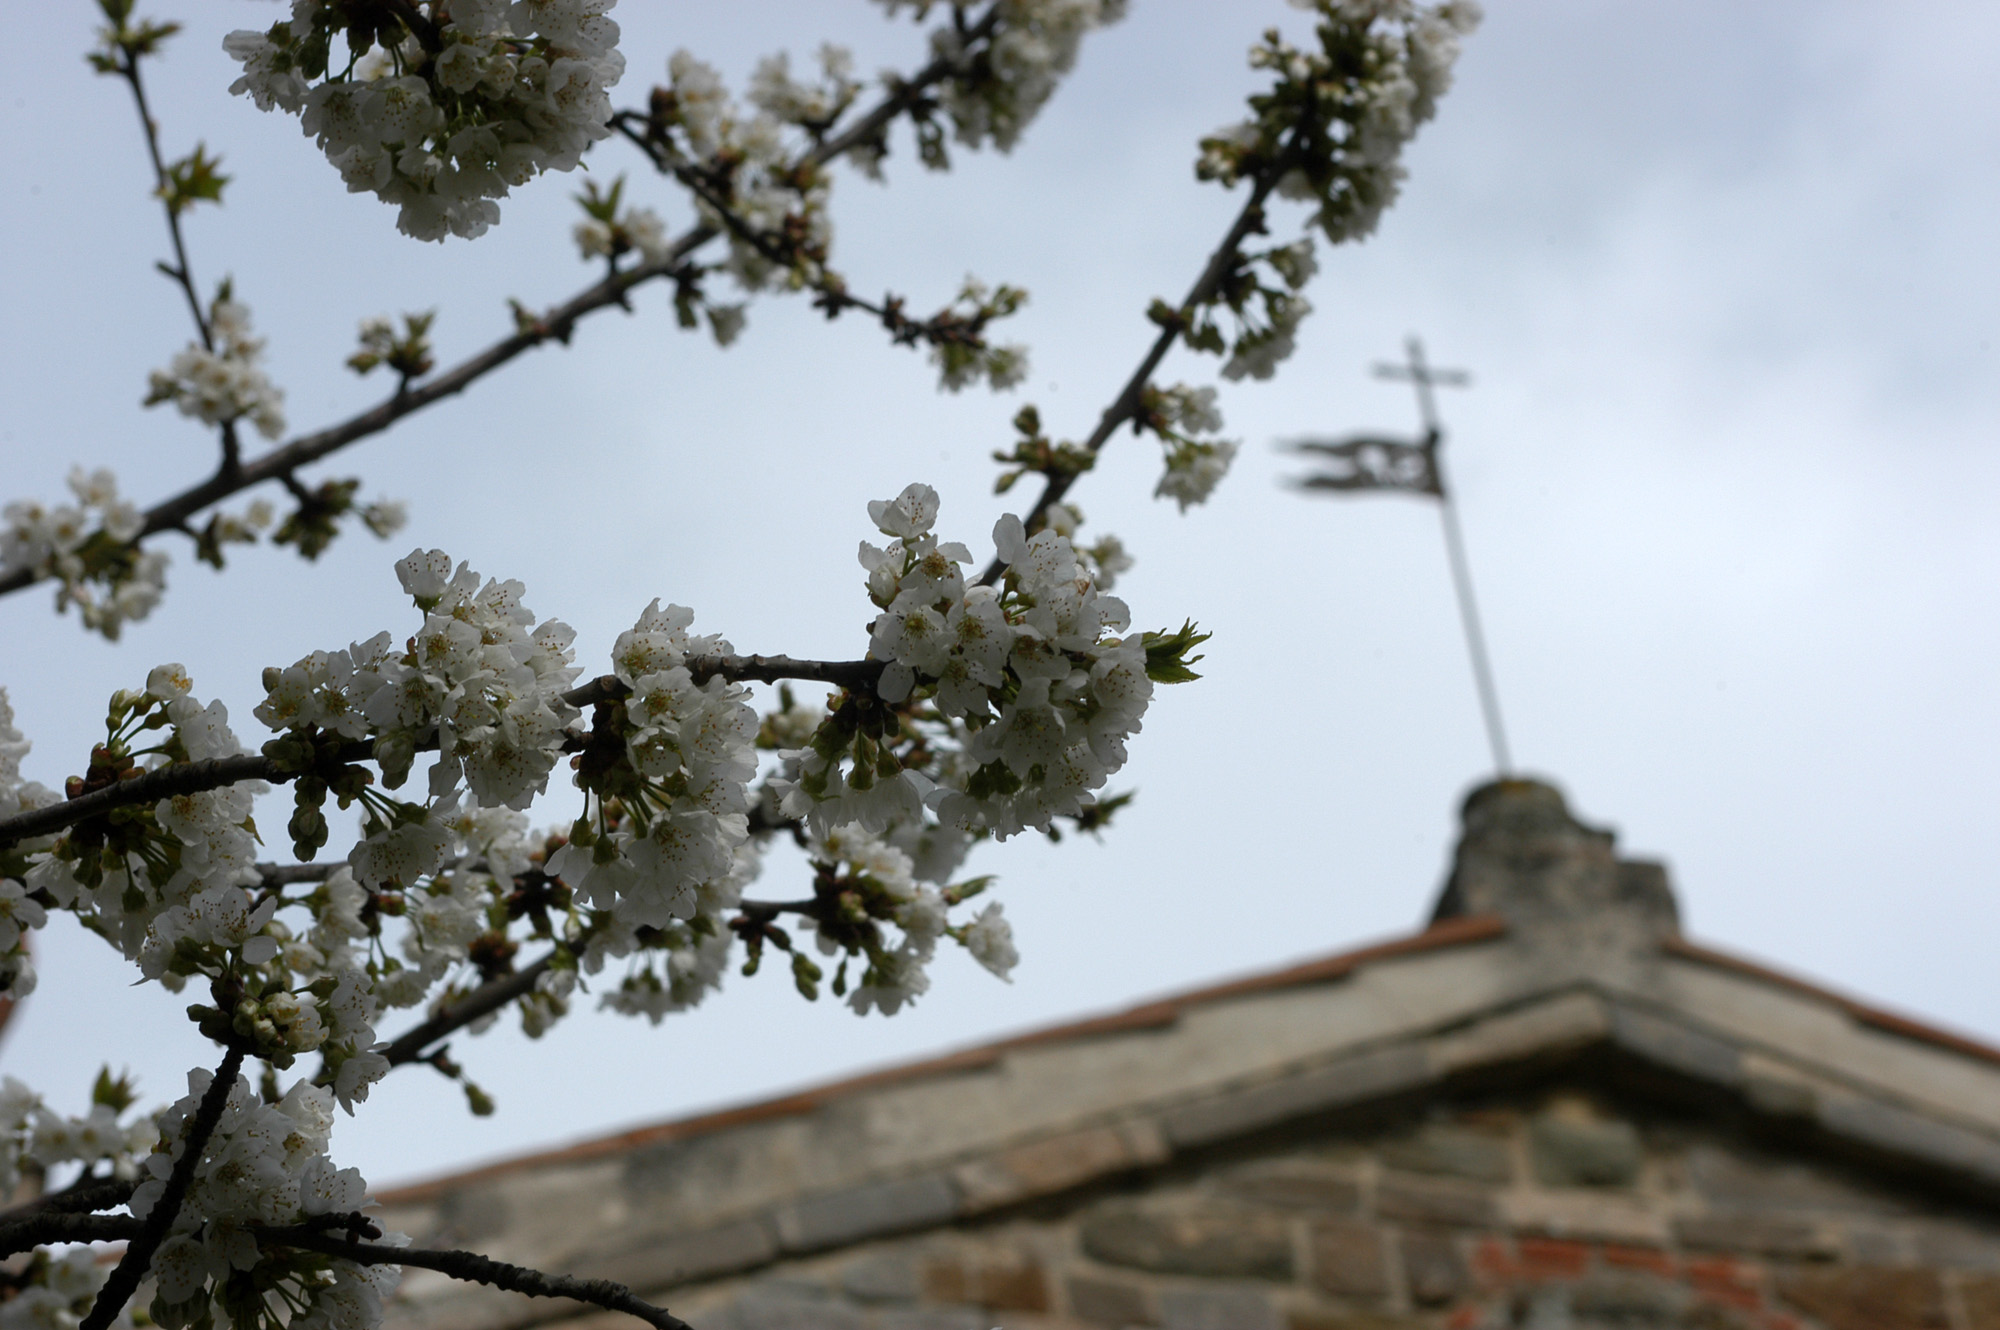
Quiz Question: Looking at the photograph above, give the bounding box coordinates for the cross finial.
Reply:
[1373,335,1471,437]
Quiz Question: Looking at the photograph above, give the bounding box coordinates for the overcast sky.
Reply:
[2,1,1996,1189]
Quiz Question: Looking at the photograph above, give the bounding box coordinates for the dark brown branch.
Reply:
[382,0,443,54]
[373,952,554,1069]
[976,165,1283,585]
[0,753,277,846]
[254,1228,694,1330]
[0,1212,144,1260]
[0,1176,137,1223]
[0,9,1008,606]
[81,1044,246,1330]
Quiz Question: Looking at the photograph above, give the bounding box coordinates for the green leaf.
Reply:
[92,1065,140,1113]
[1141,619,1211,684]
[158,143,229,217]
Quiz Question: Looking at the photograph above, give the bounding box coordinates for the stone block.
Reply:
[1497,1190,1669,1245]
[1816,1092,2000,1188]
[1081,1202,1294,1280]
[1674,1213,1838,1260]
[875,1310,990,1330]
[772,1173,958,1253]
[923,1254,1051,1311]
[1378,1123,1514,1184]
[1158,1286,1282,1330]
[715,1284,865,1330]
[1374,1173,1497,1228]
[1286,1313,1428,1330]
[1400,1230,1469,1306]
[1220,1160,1363,1213]
[953,1122,1160,1213]
[1162,1046,1434,1149]
[1567,1269,1692,1322]
[1684,1143,1909,1217]
[1067,1273,1156,1326]
[1772,1265,1950,1330]
[841,1251,923,1303]
[1911,1222,2000,1270]
[1308,1218,1389,1298]
[1959,1273,2000,1330]
[1529,1114,1642,1188]
[569,1218,775,1291]
[1426,991,1610,1076]
[1607,1004,1742,1086]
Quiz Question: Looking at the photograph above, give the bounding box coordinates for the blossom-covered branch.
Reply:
[0,0,1111,632]
[0,655,884,849]
[79,1045,243,1330]
[979,0,1482,572]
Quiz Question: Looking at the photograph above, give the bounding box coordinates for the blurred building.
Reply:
[379,781,2000,1330]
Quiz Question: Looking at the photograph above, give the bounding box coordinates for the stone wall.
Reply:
[596,1086,2000,1330]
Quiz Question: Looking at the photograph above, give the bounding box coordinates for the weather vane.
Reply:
[1285,336,1513,777]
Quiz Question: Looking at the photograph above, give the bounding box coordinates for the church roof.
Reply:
[377,781,2000,1330]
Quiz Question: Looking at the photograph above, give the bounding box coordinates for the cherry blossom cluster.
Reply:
[0,1247,124,1330]
[1,469,164,642]
[140,1072,403,1330]
[795,826,1016,1017]
[0,1073,158,1198]
[652,49,834,294]
[23,671,259,973]
[224,0,624,240]
[1041,502,1132,592]
[779,484,1156,846]
[1200,0,1480,244]
[145,291,287,441]
[877,0,1130,155]
[0,691,55,998]
[1140,383,1242,512]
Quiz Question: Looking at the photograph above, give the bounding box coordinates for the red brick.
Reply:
[1756,1315,1807,1330]
[1445,1307,1486,1330]
[1516,1237,1590,1280]
[1602,1244,1676,1276]
[1471,1237,1520,1286]
[1685,1255,1761,1287]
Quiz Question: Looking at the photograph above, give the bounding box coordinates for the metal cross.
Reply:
[1373,335,1471,439]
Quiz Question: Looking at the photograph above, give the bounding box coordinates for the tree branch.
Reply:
[115,49,210,351]
[372,953,554,1070]
[81,1044,246,1330]
[0,1212,143,1260]
[0,1176,137,1223]
[254,1228,695,1330]
[976,165,1283,585]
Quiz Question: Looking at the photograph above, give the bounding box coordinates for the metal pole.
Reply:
[1433,460,1512,776]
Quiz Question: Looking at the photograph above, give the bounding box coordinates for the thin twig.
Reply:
[373,954,554,1069]
[116,50,210,350]
[975,165,1284,585]
[81,1044,246,1330]
[254,1228,695,1330]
